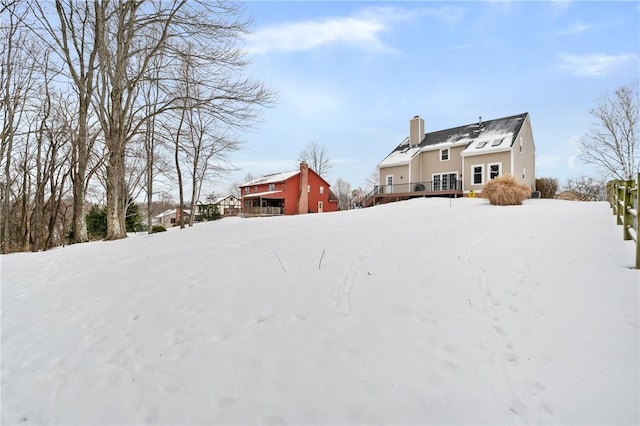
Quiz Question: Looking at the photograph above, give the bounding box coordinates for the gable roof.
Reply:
[197,193,240,205]
[239,167,334,189]
[379,112,528,167]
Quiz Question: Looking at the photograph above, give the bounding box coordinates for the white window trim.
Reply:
[487,162,502,181]
[519,137,523,153]
[431,171,459,191]
[440,147,450,162]
[320,185,324,194]
[471,164,484,185]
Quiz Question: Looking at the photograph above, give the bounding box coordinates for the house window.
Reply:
[307,185,310,193]
[472,165,484,185]
[476,141,487,149]
[268,183,275,191]
[522,168,526,179]
[244,187,250,195]
[440,148,449,161]
[320,185,324,194]
[488,163,501,180]
[253,186,257,193]
[491,138,503,147]
[519,137,523,153]
[432,172,458,191]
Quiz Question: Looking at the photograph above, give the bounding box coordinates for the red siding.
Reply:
[239,165,337,215]
[306,170,338,213]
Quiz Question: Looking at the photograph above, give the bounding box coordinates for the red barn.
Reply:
[240,162,338,216]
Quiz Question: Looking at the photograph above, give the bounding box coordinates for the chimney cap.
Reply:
[413,115,420,119]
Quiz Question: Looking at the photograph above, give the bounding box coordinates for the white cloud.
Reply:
[246,15,390,55]
[245,5,466,55]
[557,53,637,77]
[557,22,592,35]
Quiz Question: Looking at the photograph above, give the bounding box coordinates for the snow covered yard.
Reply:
[2,197,638,425]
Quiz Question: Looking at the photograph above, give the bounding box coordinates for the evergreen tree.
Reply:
[126,198,144,232]
[86,205,107,240]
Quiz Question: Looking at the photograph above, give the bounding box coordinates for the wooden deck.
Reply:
[368,190,464,206]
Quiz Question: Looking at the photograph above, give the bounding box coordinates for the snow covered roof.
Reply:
[240,170,299,187]
[378,137,422,167]
[461,132,515,157]
[154,208,176,219]
[379,112,528,166]
[197,194,239,205]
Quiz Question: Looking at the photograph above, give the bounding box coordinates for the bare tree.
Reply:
[578,85,639,180]
[91,1,273,239]
[298,141,331,177]
[563,176,606,201]
[0,2,41,253]
[364,168,380,192]
[333,178,352,210]
[31,0,105,244]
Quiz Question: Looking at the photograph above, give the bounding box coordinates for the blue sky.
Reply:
[224,1,638,191]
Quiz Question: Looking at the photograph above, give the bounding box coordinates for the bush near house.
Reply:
[481,174,531,206]
[151,225,167,233]
[536,177,559,199]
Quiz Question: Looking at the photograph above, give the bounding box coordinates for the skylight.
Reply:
[476,141,487,149]
[491,139,504,147]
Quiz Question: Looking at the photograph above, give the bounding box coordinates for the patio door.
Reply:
[386,175,393,193]
[433,172,458,191]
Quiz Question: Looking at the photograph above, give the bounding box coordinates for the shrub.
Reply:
[151,225,166,233]
[86,205,107,240]
[481,174,531,206]
[535,177,559,199]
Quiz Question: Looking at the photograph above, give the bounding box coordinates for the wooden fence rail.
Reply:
[609,173,639,269]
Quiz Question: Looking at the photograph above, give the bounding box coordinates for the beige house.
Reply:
[367,112,535,206]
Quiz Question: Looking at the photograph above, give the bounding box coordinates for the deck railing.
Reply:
[610,173,639,269]
[242,206,284,217]
[359,180,463,208]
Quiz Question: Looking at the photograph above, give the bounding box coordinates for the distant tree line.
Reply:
[0,1,274,253]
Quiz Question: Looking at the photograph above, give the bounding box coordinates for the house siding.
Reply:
[511,115,536,190]
[420,145,465,182]
[464,150,512,192]
[409,155,421,184]
[379,164,409,191]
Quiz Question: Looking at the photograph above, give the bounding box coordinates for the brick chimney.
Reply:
[409,115,424,146]
[298,162,309,214]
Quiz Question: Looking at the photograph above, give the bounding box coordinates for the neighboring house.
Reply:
[152,208,196,227]
[153,208,177,227]
[197,194,241,218]
[367,112,535,206]
[239,162,338,216]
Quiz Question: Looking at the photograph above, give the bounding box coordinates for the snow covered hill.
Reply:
[2,198,639,425]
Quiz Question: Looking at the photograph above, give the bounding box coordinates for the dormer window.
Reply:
[491,138,503,147]
[476,141,487,149]
[440,148,449,161]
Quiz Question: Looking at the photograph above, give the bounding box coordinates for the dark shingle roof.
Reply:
[380,112,528,166]
[421,112,528,147]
